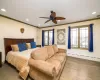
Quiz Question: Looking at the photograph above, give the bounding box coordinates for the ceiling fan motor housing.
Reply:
[50,16,55,20]
[51,11,54,13]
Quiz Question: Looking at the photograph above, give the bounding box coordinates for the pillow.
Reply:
[11,44,19,51]
[26,43,31,49]
[18,43,27,52]
[30,42,36,48]
[52,45,58,53]
[45,46,55,58]
[31,47,48,61]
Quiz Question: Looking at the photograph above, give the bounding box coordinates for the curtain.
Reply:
[52,29,54,45]
[68,26,71,49]
[42,30,44,46]
[89,24,93,52]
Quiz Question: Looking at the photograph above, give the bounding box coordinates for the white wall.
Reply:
[38,19,100,62]
[0,16,38,63]
[37,25,67,49]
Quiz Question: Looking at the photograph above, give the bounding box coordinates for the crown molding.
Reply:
[0,14,100,29]
[40,18,100,28]
[0,14,39,28]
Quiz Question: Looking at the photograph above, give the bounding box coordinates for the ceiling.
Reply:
[0,0,100,27]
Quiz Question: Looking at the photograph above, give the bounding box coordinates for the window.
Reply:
[44,30,53,45]
[71,28,78,48]
[71,26,89,49]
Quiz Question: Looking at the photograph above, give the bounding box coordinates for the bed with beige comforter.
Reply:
[6,48,39,80]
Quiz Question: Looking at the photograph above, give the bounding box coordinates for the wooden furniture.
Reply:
[4,38,34,58]
[0,52,2,67]
[36,45,41,47]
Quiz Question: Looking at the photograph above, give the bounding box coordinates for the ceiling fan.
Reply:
[40,11,66,24]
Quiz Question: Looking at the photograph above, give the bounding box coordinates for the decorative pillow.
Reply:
[30,42,36,48]
[45,46,55,58]
[52,45,58,53]
[31,47,48,61]
[26,43,31,49]
[11,44,19,51]
[18,43,27,52]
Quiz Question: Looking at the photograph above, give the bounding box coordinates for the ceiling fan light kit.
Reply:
[40,11,66,24]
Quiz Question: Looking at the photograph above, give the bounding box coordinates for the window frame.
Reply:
[44,29,53,46]
[71,25,90,50]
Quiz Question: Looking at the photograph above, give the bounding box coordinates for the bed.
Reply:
[4,38,39,80]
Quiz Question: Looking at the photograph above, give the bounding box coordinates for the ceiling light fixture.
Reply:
[58,20,61,22]
[38,24,40,26]
[26,19,29,22]
[1,8,6,12]
[92,12,96,15]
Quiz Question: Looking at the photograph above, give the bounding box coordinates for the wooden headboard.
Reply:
[4,38,34,56]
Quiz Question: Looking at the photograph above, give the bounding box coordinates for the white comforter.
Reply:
[6,48,39,80]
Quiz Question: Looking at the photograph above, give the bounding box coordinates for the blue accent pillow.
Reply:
[18,43,27,52]
[30,42,36,48]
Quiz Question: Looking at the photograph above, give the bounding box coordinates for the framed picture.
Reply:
[57,29,65,45]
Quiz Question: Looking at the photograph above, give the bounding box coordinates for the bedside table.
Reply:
[36,45,41,47]
[0,52,2,67]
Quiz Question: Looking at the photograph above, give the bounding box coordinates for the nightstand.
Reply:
[0,52,2,67]
[36,45,41,47]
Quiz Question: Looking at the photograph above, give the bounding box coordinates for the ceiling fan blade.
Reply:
[45,20,51,24]
[55,17,66,20]
[52,20,57,24]
[39,17,50,19]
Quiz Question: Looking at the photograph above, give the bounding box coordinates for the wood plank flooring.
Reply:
[0,57,100,80]
[60,57,100,80]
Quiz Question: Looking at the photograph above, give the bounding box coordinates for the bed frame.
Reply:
[4,38,34,79]
[4,38,34,56]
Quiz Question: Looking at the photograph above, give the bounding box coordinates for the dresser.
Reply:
[36,45,41,47]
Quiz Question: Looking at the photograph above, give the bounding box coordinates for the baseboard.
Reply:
[67,53,100,62]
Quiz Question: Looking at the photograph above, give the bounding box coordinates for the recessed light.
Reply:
[92,12,96,15]
[26,19,29,22]
[1,8,6,12]
[58,20,61,22]
[38,24,40,26]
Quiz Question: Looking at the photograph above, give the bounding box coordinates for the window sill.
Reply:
[71,47,88,50]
